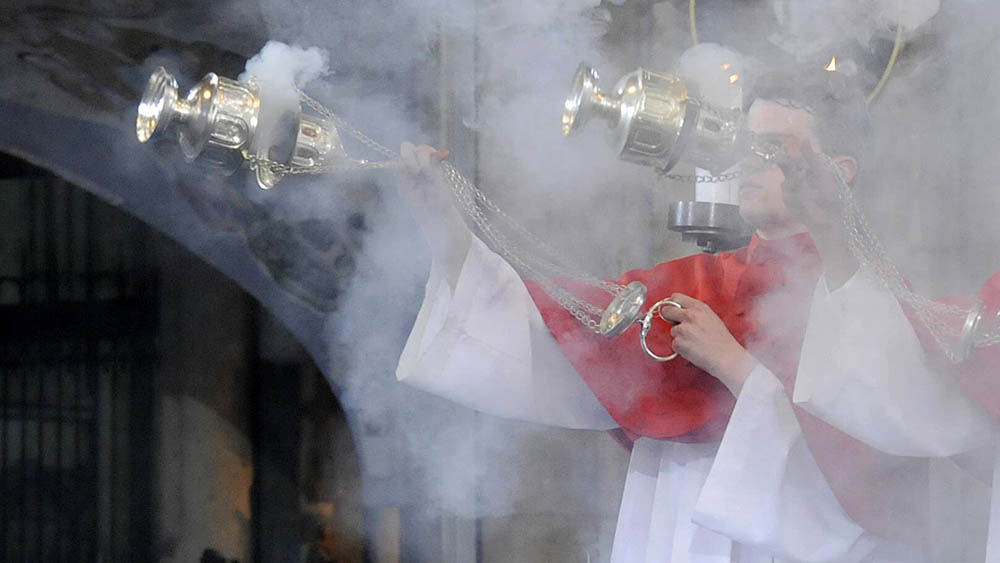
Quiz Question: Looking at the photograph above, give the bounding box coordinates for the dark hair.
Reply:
[746,68,874,169]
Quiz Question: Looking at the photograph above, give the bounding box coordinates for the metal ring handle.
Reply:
[640,299,682,362]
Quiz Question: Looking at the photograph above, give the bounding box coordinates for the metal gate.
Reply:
[0,164,157,562]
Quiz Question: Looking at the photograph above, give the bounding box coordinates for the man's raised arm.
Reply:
[394,143,616,430]
[780,139,992,456]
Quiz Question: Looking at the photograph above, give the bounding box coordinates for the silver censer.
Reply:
[563,64,754,253]
[562,63,747,175]
[136,67,347,190]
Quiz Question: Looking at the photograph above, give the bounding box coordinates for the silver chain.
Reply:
[438,164,615,331]
[822,153,999,362]
[245,88,626,333]
[246,91,1000,355]
[659,169,743,184]
[655,133,782,184]
[244,153,402,175]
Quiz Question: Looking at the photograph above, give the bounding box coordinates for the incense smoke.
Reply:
[237,0,1000,558]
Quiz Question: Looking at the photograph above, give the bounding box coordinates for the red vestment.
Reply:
[525,233,927,544]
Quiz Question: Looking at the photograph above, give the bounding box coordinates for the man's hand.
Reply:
[658,293,758,396]
[400,141,450,177]
[398,142,472,287]
[399,141,453,214]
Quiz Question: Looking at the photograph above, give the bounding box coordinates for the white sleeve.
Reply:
[396,235,617,430]
[987,442,1000,563]
[794,269,992,457]
[693,364,879,563]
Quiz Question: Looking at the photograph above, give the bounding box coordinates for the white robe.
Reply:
[396,236,927,562]
[793,272,996,561]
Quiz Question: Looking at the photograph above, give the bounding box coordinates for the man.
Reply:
[783,141,999,559]
[776,135,997,560]
[395,69,986,561]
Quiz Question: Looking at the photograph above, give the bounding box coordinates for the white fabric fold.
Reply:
[395,231,928,561]
[397,235,616,430]
[610,440,735,563]
[794,268,995,560]
[794,269,992,457]
[988,441,1000,563]
[694,364,879,563]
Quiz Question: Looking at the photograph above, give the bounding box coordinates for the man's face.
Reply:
[738,99,820,231]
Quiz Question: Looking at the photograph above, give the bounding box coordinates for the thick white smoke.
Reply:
[240,41,328,159]
[231,1,633,541]
[769,0,940,59]
[232,0,1000,559]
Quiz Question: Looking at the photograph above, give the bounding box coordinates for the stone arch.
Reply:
[0,147,368,562]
